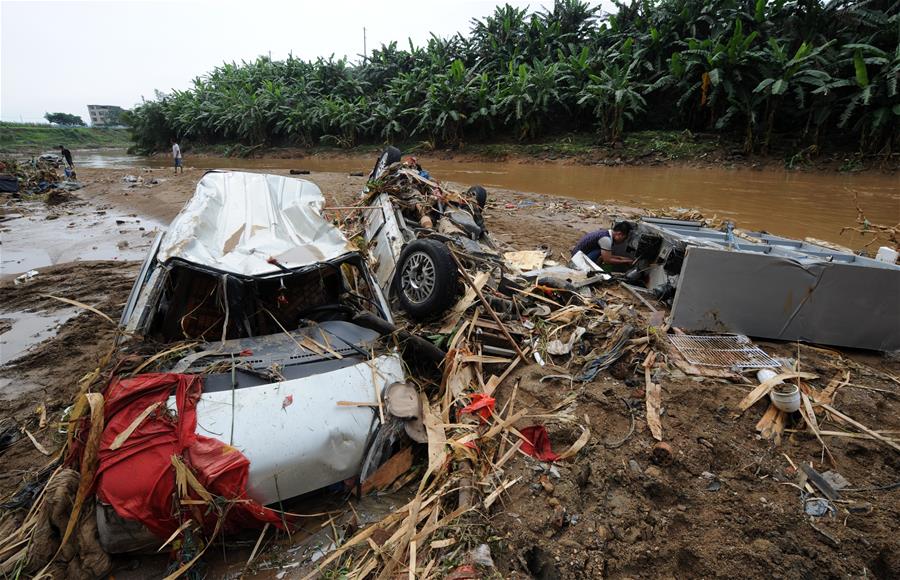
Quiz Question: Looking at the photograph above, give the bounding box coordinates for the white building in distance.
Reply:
[87,105,125,127]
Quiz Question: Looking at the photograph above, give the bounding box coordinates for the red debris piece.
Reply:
[92,373,283,539]
[445,564,479,580]
[519,425,560,462]
[460,393,496,423]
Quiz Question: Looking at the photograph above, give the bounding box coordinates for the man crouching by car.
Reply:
[572,221,635,271]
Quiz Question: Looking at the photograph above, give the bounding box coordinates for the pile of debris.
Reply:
[0,162,897,578]
[0,157,82,200]
[121,174,161,188]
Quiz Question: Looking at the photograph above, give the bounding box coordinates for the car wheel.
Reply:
[395,239,458,319]
[467,185,487,208]
[370,146,402,180]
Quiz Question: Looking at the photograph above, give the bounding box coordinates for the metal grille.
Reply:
[668,334,780,369]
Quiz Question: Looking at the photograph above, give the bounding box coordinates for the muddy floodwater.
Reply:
[77,149,898,246]
[0,204,160,277]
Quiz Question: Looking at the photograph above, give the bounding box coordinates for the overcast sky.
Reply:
[1,0,611,124]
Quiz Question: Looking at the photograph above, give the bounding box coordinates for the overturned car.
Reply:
[100,171,425,551]
[361,148,500,319]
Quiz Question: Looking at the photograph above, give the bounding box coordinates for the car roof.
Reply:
[156,170,353,276]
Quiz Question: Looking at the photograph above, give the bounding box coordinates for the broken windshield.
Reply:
[143,254,382,344]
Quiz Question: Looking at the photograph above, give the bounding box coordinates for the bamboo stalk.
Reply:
[449,250,526,362]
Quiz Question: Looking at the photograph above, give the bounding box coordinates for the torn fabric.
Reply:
[93,373,282,539]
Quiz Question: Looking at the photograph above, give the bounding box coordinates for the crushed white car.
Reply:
[104,171,419,550]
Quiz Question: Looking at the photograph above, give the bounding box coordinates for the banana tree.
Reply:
[414,59,476,147]
[753,39,833,152]
[830,42,899,152]
[497,59,569,140]
[578,57,647,143]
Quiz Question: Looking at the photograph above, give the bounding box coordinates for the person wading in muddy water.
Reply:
[572,221,635,272]
[171,139,183,174]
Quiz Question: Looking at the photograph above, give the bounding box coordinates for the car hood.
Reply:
[157,170,353,276]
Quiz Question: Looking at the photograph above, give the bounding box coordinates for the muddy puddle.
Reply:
[0,201,161,277]
[76,149,899,248]
[0,307,79,368]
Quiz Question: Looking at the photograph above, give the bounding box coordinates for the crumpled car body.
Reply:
[105,171,408,551]
[361,149,502,319]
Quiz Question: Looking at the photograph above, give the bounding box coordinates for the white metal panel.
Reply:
[189,354,405,505]
[157,171,353,276]
[363,194,406,293]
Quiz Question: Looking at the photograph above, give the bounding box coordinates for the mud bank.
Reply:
[72,153,900,251]
[1,167,898,579]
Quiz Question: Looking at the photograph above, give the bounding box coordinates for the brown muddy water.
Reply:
[77,149,899,247]
[0,204,160,277]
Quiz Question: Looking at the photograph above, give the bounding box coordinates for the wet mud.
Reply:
[0,166,898,579]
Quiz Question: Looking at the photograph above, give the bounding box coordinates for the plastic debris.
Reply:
[13,269,39,285]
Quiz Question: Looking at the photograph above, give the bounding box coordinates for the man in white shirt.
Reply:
[171,139,183,174]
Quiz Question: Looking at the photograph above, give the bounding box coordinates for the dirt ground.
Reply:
[1,167,898,579]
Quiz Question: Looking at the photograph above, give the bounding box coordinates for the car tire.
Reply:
[467,185,487,208]
[370,146,402,180]
[395,239,458,319]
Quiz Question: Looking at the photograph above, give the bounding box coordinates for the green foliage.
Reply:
[0,123,131,153]
[44,112,86,126]
[126,0,899,154]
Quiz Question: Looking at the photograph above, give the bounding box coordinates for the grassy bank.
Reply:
[0,123,133,153]
[183,130,890,172]
[189,131,720,160]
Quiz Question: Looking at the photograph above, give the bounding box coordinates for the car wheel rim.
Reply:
[401,251,436,304]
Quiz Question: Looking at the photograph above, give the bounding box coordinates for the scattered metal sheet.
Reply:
[668,334,780,369]
[631,219,900,351]
[670,246,900,351]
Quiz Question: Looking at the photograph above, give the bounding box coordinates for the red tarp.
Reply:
[93,373,282,538]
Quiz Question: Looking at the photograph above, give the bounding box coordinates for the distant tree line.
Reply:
[45,112,86,126]
[124,0,899,156]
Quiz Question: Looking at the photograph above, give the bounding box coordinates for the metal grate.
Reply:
[668,334,780,369]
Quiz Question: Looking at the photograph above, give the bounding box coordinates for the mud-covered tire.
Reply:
[467,185,487,208]
[395,239,458,319]
[370,146,402,180]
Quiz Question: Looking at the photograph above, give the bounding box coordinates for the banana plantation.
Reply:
[125,0,899,156]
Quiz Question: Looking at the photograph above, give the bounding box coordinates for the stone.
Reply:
[644,466,662,479]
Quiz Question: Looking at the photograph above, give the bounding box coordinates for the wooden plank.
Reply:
[439,271,490,334]
[799,392,835,465]
[474,318,526,336]
[361,447,414,495]
[621,282,657,312]
[820,403,900,453]
[450,250,526,362]
[737,372,818,412]
[483,477,521,509]
[644,353,662,441]
[755,404,779,433]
